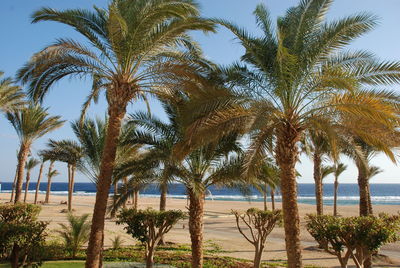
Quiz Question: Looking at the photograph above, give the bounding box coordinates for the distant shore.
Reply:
[1,193,400,267]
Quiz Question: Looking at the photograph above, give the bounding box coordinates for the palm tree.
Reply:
[71,117,140,212]
[23,158,40,203]
[33,154,47,205]
[0,71,25,113]
[349,137,399,217]
[332,162,347,216]
[303,131,332,215]
[17,1,215,265]
[44,160,55,203]
[174,2,400,266]
[317,165,334,210]
[43,139,84,211]
[182,139,242,268]
[119,103,243,268]
[7,105,64,203]
[44,169,60,203]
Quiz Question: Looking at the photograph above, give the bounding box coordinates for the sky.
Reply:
[1,0,400,184]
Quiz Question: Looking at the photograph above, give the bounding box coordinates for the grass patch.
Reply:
[0,261,85,268]
[1,244,323,268]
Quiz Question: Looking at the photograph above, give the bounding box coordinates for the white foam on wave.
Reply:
[1,190,400,203]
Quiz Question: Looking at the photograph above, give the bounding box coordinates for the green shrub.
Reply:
[0,203,49,268]
[56,213,91,258]
[40,240,68,261]
[306,214,400,268]
[117,208,186,268]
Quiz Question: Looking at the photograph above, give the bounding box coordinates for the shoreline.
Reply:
[1,193,400,267]
[2,191,400,206]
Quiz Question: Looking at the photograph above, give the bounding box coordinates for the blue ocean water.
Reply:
[1,182,400,206]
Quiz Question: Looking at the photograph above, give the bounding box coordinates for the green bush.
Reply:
[306,213,400,268]
[0,203,49,268]
[117,208,186,268]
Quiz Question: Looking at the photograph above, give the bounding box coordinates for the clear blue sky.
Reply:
[1,0,400,183]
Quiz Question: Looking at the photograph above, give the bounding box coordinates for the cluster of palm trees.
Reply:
[2,0,400,267]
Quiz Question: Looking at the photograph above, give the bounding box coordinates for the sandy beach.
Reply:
[1,193,399,267]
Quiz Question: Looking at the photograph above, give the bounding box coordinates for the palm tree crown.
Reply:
[25,158,40,172]
[17,0,215,113]
[0,71,25,113]
[7,105,65,146]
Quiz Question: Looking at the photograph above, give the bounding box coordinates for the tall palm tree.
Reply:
[23,158,40,203]
[44,160,55,203]
[332,162,347,216]
[34,153,47,205]
[349,137,399,217]
[180,138,242,268]
[44,169,60,203]
[71,117,141,217]
[175,2,400,266]
[119,103,243,268]
[17,1,215,265]
[0,71,25,114]
[303,130,332,215]
[43,139,84,211]
[7,105,64,203]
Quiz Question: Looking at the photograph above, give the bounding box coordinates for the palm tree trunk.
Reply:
[86,104,126,268]
[275,126,302,268]
[356,162,372,268]
[34,162,44,204]
[188,188,205,268]
[123,177,128,208]
[68,165,76,212]
[10,168,17,202]
[159,182,168,245]
[23,171,31,203]
[313,153,323,215]
[263,181,268,211]
[366,183,373,215]
[111,180,118,218]
[271,189,275,211]
[14,143,30,203]
[67,163,71,208]
[159,182,167,211]
[263,191,267,211]
[134,190,138,210]
[44,161,54,204]
[357,162,369,217]
[333,175,339,216]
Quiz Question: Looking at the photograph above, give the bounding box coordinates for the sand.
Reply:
[1,193,399,268]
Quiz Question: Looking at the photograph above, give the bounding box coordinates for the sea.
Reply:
[1,182,400,206]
